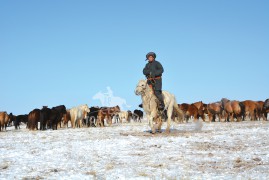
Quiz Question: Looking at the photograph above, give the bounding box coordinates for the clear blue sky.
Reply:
[1,0,268,114]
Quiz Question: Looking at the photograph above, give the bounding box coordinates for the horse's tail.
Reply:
[173,102,184,123]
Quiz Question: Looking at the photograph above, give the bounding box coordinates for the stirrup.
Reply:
[158,103,165,111]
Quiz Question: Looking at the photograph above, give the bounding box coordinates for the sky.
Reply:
[0,0,268,114]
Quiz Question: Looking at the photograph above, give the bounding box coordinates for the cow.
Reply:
[133,109,143,122]
[70,104,90,128]
[0,112,10,131]
[28,109,40,131]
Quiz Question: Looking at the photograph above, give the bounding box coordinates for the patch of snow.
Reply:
[0,121,269,179]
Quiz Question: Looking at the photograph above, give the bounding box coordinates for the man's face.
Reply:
[148,56,154,62]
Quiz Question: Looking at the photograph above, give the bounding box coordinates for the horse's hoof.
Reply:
[165,129,170,134]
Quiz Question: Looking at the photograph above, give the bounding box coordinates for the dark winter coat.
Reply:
[143,60,164,90]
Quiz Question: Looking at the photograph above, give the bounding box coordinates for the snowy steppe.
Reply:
[1,120,269,179]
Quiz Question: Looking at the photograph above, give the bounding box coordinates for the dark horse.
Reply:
[263,99,269,120]
[49,105,67,130]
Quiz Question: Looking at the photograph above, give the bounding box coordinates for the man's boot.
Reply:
[155,90,165,111]
[159,100,165,111]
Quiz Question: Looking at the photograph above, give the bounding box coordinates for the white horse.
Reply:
[135,79,183,133]
[70,104,90,128]
[117,111,130,123]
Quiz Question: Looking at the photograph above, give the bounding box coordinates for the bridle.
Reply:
[136,83,155,109]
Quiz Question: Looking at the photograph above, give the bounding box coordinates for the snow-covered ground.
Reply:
[1,121,269,179]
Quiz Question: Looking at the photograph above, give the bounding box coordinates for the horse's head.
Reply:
[83,104,90,113]
[135,79,147,96]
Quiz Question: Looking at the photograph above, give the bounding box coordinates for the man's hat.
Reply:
[145,52,156,61]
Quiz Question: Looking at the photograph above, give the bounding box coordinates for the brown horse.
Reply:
[97,106,121,127]
[178,103,198,122]
[0,112,10,131]
[193,101,206,121]
[187,104,199,122]
[255,101,265,121]
[241,100,258,121]
[62,109,71,128]
[207,102,223,122]
[221,98,244,122]
[178,103,190,121]
[28,109,40,131]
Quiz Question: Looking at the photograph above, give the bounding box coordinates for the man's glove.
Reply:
[150,72,155,78]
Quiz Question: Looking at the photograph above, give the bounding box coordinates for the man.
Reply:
[143,52,165,111]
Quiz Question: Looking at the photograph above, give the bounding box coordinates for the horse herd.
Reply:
[0,105,144,132]
[0,98,268,132]
[178,98,269,122]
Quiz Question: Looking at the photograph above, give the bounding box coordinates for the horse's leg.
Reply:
[101,117,104,127]
[156,117,162,132]
[71,116,74,128]
[166,106,173,133]
[237,113,241,122]
[250,111,254,121]
[194,112,198,122]
[71,119,73,128]
[263,112,267,121]
[212,114,216,122]
[147,114,155,134]
[75,118,78,128]
[224,112,228,122]
[229,112,233,122]
[108,116,112,126]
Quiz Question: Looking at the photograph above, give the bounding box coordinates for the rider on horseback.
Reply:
[143,52,165,111]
